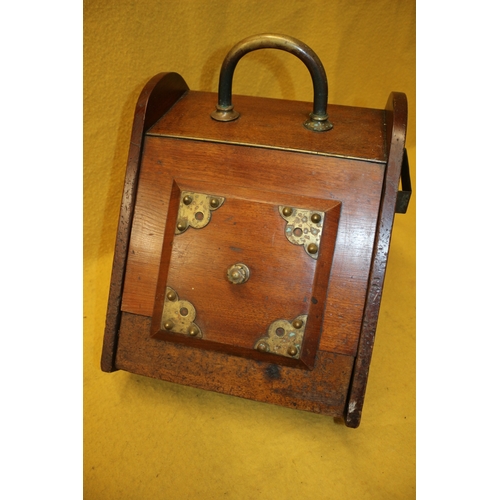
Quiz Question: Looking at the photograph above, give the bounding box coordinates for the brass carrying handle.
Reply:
[210,34,333,132]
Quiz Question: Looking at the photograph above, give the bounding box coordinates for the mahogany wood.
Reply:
[121,135,385,356]
[149,178,342,369]
[101,72,189,372]
[148,91,386,163]
[116,312,354,417]
[344,92,408,428]
[102,76,409,426]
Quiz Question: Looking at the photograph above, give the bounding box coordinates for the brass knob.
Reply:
[307,243,318,255]
[187,325,199,337]
[311,213,321,224]
[257,341,269,353]
[226,263,250,284]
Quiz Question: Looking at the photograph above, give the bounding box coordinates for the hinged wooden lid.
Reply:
[147,91,387,163]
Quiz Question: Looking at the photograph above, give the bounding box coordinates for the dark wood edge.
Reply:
[101,72,189,372]
[344,92,408,427]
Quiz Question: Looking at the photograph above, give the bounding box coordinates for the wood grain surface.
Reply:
[121,134,385,356]
[344,92,408,427]
[101,72,189,372]
[149,179,341,369]
[148,91,386,163]
[116,312,354,417]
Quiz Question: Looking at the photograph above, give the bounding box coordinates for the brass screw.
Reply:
[292,319,303,329]
[311,213,321,224]
[282,206,293,217]
[183,195,193,205]
[166,291,176,301]
[187,325,198,337]
[257,342,269,353]
[287,345,298,357]
[210,198,220,209]
[177,221,187,232]
[164,320,174,330]
[307,243,318,254]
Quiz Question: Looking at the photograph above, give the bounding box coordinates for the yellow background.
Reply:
[84,1,415,498]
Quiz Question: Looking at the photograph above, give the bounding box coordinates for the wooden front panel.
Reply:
[121,137,385,356]
[149,178,341,369]
[116,312,354,417]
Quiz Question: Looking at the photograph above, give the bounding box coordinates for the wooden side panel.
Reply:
[121,138,385,356]
[116,312,354,417]
[101,72,189,372]
[344,92,408,428]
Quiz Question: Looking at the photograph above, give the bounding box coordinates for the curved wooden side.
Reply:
[101,72,189,372]
[344,92,408,427]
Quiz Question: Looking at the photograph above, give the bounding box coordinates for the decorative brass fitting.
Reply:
[279,206,325,259]
[226,263,250,284]
[175,191,225,235]
[254,315,307,359]
[161,286,203,338]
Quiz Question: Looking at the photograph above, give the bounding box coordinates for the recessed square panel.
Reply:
[151,179,341,369]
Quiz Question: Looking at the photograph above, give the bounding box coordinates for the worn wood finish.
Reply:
[116,312,354,417]
[101,72,189,372]
[344,92,408,428]
[121,135,385,356]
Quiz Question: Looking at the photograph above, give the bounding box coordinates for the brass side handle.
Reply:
[210,33,333,132]
[395,149,412,214]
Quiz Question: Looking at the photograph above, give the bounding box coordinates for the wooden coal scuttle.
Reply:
[101,34,411,427]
